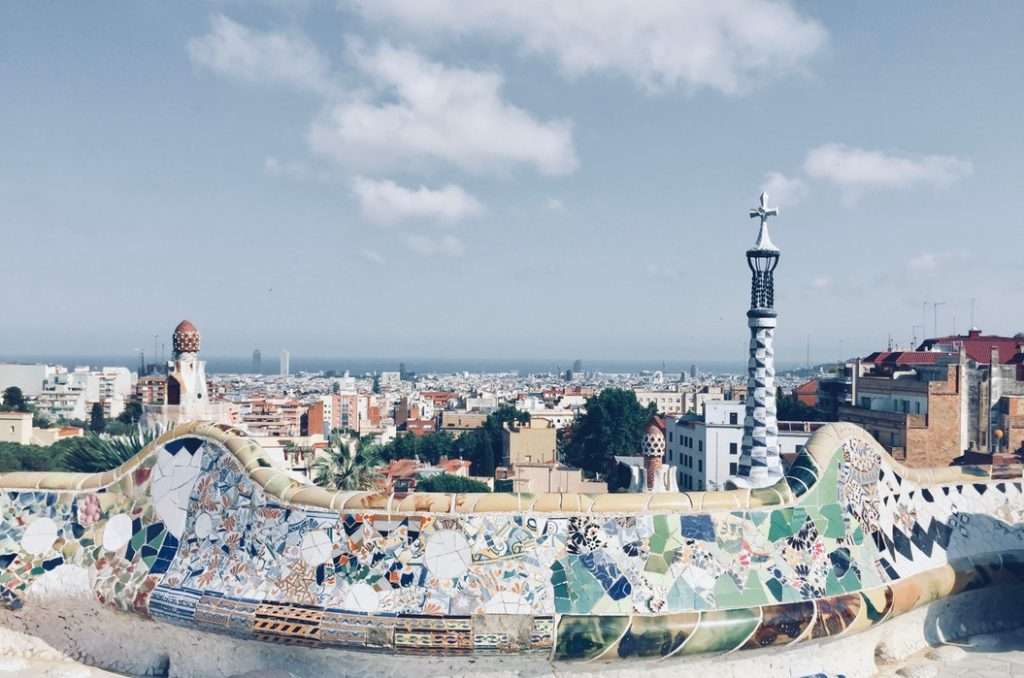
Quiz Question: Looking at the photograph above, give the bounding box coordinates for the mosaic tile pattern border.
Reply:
[0,422,1022,660]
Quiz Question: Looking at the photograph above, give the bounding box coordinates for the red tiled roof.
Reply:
[918,330,1024,365]
[438,458,471,474]
[384,459,420,478]
[795,379,818,394]
[862,351,952,366]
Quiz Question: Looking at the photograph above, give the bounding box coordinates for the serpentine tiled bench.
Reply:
[0,421,1021,661]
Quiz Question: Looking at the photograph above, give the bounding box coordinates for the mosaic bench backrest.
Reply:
[1,421,1022,661]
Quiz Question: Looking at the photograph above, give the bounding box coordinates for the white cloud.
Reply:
[360,248,385,264]
[187,15,335,95]
[405,233,465,257]
[352,1,827,94]
[545,197,565,211]
[803,144,973,203]
[352,176,483,224]
[308,43,577,175]
[760,171,807,208]
[811,275,832,290]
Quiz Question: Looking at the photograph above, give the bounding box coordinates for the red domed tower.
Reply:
[172,320,201,356]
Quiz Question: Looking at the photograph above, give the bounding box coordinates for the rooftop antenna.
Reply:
[970,297,976,329]
[931,301,946,338]
[912,324,924,348]
[806,334,811,369]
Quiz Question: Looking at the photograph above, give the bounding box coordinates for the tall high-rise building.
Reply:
[572,359,583,373]
[280,350,290,377]
[731,192,783,489]
[689,364,697,379]
[252,349,262,374]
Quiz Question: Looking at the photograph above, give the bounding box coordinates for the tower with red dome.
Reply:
[143,320,237,427]
[166,319,208,409]
[172,320,201,356]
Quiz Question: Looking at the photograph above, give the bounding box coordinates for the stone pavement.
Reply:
[877,627,1024,678]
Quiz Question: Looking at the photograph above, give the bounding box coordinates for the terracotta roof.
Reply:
[438,459,472,474]
[383,459,420,479]
[918,329,1024,365]
[795,379,818,394]
[862,351,952,366]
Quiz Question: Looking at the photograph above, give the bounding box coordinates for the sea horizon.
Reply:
[0,354,827,376]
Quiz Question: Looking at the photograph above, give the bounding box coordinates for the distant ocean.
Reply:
[0,355,812,376]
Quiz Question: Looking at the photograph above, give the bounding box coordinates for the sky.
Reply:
[2,2,1022,365]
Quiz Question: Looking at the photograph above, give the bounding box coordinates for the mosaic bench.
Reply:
[0,421,1022,662]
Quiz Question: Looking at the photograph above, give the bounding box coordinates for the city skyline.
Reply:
[3,3,1022,362]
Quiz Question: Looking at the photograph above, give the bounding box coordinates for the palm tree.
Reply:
[312,435,382,491]
[62,427,159,473]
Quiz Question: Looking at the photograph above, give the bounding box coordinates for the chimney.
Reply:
[644,455,662,491]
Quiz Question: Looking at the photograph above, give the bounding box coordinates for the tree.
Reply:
[0,441,66,472]
[372,374,381,394]
[775,387,829,422]
[471,433,497,477]
[1,386,27,412]
[62,429,157,473]
[116,401,143,425]
[89,402,106,433]
[563,388,656,476]
[416,473,491,493]
[453,405,529,476]
[312,435,382,491]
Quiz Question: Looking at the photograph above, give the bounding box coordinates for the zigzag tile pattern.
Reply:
[738,317,783,486]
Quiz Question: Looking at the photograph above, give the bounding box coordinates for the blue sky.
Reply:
[2,2,1021,364]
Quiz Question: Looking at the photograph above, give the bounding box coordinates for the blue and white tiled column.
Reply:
[737,313,782,486]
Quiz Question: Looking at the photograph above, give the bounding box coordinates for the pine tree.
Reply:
[89,402,106,433]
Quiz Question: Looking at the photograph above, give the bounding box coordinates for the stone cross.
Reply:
[749,191,778,227]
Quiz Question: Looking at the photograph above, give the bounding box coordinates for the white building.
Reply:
[666,400,824,491]
[34,370,90,422]
[0,363,57,398]
[280,350,290,377]
[633,389,686,416]
[97,367,133,419]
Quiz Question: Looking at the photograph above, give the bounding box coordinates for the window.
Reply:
[729,462,738,475]
[729,412,738,425]
[698,441,703,452]
[729,442,738,455]
[698,460,703,473]
[668,431,673,442]
[860,396,870,409]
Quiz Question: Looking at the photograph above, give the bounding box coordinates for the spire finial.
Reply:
[749,192,779,227]
[748,192,780,251]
